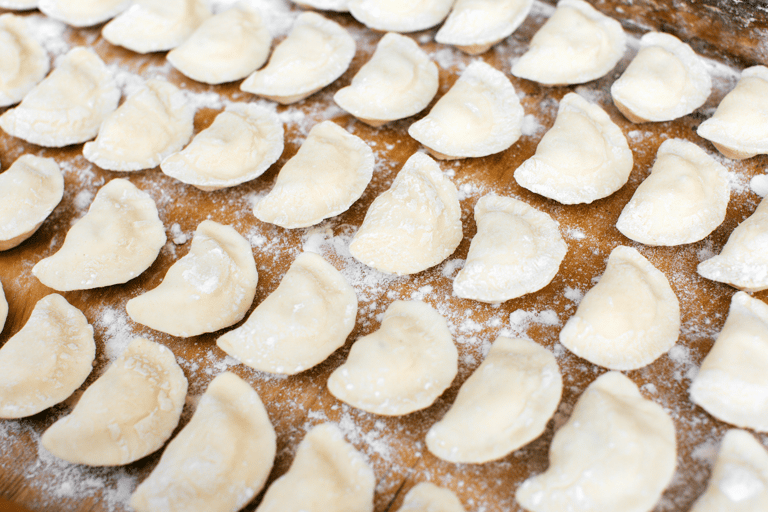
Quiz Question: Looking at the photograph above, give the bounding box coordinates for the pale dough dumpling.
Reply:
[0,0,37,9]
[293,0,349,11]
[253,121,374,228]
[408,61,524,160]
[241,12,355,105]
[126,220,258,338]
[39,0,131,27]
[514,92,633,204]
[33,179,165,291]
[348,0,453,33]
[559,245,680,370]
[350,152,462,275]
[396,483,465,512]
[0,294,94,419]
[41,338,186,466]
[515,372,677,512]
[130,372,276,512]
[617,139,729,246]
[435,0,533,55]
[0,279,6,332]
[0,13,49,107]
[328,300,457,416]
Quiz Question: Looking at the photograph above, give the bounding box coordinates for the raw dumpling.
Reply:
[514,92,633,204]
[32,179,165,291]
[126,220,258,338]
[41,337,187,466]
[435,0,533,55]
[0,279,6,332]
[293,0,349,11]
[0,155,63,251]
[160,103,283,191]
[617,139,729,246]
[327,300,458,416]
[334,32,438,127]
[0,0,38,9]
[241,12,355,105]
[396,483,465,512]
[559,245,680,370]
[511,0,626,86]
[130,372,276,512]
[0,294,94,419]
[39,0,131,27]
[83,78,194,172]
[256,423,375,512]
[348,0,453,33]
[0,46,119,147]
[0,13,49,107]
[408,61,524,160]
[253,120,374,228]
[516,372,677,512]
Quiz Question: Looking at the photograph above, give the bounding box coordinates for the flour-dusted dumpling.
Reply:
[348,0,453,33]
[253,121,374,228]
[293,0,349,11]
[33,179,165,291]
[396,483,465,512]
[0,13,49,107]
[130,372,276,512]
[435,0,533,55]
[0,0,37,9]
[334,32,438,127]
[0,279,6,332]
[328,300,457,416]
[559,245,680,370]
[39,0,131,27]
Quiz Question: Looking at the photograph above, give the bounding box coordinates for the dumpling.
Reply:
[126,220,258,338]
[515,372,676,512]
[253,120,374,228]
[241,12,355,105]
[408,61,524,160]
[511,0,626,86]
[0,0,38,9]
[453,194,567,303]
[0,13,49,107]
[617,139,729,246]
[348,0,453,33]
[327,300,457,416]
[435,0,533,55]
[334,32,438,127]
[293,0,349,11]
[396,483,465,512]
[38,0,131,27]
[559,245,680,371]
[32,178,165,291]
[349,152,462,275]
[514,92,633,204]
[0,279,6,332]
[0,294,94,419]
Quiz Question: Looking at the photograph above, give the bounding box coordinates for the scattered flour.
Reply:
[503,308,560,339]
[521,114,544,137]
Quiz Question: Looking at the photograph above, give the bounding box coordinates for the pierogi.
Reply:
[293,0,349,11]
[0,13,49,107]
[436,0,534,55]
[0,279,6,332]
[0,0,38,9]
[348,0,454,33]
[396,483,465,512]
[39,0,131,27]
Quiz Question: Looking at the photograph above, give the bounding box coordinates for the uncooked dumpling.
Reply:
[0,279,6,332]
[515,372,677,512]
[435,0,533,55]
[130,372,276,512]
[348,0,453,33]
[41,337,187,466]
[514,92,633,204]
[0,0,37,9]
[396,483,465,512]
[39,0,131,27]
[293,0,349,11]
[253,120,374,228]
[328,300,457,416]
[127,220,258,338]
[350,152,462,275]
[0,294,94,419]
[33,178,165,291]
[0,13,49,107]
[559,245,680,370]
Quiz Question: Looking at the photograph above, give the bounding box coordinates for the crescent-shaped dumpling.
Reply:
[38,0,131,27]
[0,294,94,419]
[130,372,276,512]
[334,32,438,127]
[241,12,355,105]
[0,13,49,107]
[396,483,465,512]
[328,300,457,416]
[348,0,453,33]
[0,0,37,9]
[617,139,729,246]
[126,220,258,338]
[514,92,633,204]
[293,0,349,11]
[435,0,533,55]
[32,178,165,291]
[559,245,680,371]
[0,279,6,332]
[408,61,524,160]
[253,120,374,229]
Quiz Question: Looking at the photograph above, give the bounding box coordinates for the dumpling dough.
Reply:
[559,245,680,370]
[0,13,49,107]
[426,336,562,464]
[160,103,283,191]
[617,139,729,246]
[0,279,6,332]
[0,47,119,147]
[0,155,63,251]
[348,0,453,33]
[293,0,349,11]
[130,372,276,512]
[0,294,94,419]
[511,0,626,86]
[514,92,633,204]
[253,120,374,228]
[328,300,458,416]
[611,32,711,123]
[127,220,258,338]
[689,292,768,431]
[396,483,465,512]
[241,12,355,105]
[256,423,375,512]
[408,61,524,160]
[39,0,131,27]
[435,0,533,55]
[33,179,165,291]
[334,32,438,127]
[453,194,567,303]
[0,0,38,9]
[83,78,194,172]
